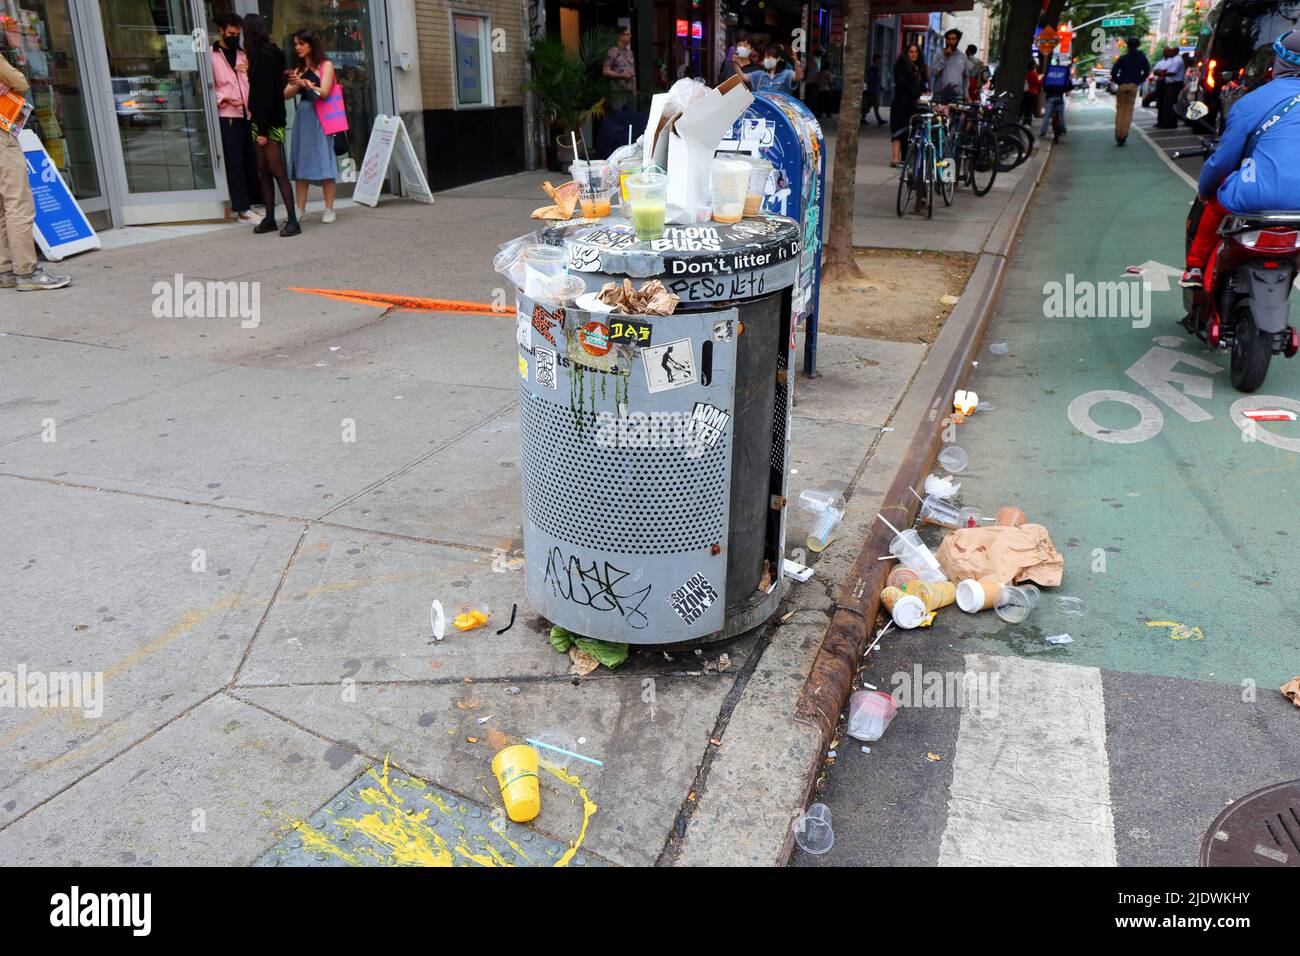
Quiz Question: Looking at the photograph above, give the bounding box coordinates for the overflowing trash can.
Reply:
[507,213,803,644]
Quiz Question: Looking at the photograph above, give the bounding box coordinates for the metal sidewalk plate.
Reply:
[255,759,598,867]
[1201,780,1300,867]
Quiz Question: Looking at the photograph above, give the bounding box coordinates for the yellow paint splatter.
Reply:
[1146,621,1205,641]
[281,755,596,867]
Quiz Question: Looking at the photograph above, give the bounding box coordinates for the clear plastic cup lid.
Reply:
[530,728,578,769]
[522,243,566,264]
[541,274,586,303]
[937,445,969,473]
[892,594,929,629]
[1054,596,1086,616]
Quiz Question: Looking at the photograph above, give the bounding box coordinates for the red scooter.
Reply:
[1183,209,1300,391]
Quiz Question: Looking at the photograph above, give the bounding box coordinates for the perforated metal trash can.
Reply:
[515,215,802,645]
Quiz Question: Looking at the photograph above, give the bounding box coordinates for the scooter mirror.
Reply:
[1185,101,1210,120]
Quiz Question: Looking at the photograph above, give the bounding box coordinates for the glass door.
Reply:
[0,0,111,227]
[86,0,225,224]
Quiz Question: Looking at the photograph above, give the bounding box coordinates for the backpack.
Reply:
[1043,64,1070,93]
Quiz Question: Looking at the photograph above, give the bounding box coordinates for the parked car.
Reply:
[1189,0,1300,133]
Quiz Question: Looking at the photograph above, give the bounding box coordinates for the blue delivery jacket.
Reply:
[1199,75,1300,213]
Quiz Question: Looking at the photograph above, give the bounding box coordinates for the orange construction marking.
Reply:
[290,287,510,316]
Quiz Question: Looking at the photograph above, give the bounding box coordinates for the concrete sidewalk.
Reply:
[0,118,1038,866]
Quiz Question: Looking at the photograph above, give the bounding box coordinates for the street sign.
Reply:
[1101,15,1135,27]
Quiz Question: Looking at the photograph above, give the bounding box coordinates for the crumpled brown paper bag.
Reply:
[597,278,680,315]
[1282,677,1300,708]
[531,180,580,220]
[936,523,1064,587]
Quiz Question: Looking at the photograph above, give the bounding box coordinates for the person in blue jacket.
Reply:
[1183,30,1300,287]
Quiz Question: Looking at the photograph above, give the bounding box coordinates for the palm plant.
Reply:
[526,28,621,148]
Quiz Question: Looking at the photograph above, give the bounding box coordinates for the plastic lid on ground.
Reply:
[936,444,969,473]
[530,728,579,770]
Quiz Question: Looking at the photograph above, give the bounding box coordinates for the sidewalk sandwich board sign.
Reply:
[353,114,434,207]
[18,128,100,261]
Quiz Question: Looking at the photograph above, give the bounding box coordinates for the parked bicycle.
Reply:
[896,101,950,219]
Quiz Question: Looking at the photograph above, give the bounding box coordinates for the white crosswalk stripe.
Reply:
[938,653,1118,866]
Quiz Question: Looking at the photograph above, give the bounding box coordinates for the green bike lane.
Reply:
[798,99,1300,868]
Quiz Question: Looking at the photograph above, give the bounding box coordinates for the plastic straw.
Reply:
[525,737,604,767]
[876,513,903,537]
[909,487,925,503]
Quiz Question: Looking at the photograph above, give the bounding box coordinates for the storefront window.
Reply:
[452,12,493,108]
[258,0,377,161]
[0,0,101,200]
[99,0,217,193]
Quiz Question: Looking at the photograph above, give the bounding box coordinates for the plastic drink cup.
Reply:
[492,745,541,823]
[994,583,1041,624]
[847,690,898,742]
[956,575,1004,613]
[995,506,1027,527]
[792,802,834,854]
[521,244,567,298]
[571,160,612,218]
[710,157,750,223]
[887,529,946,582]
[614,156,643,203]
[886,566,919,590]
[742,157,772,216]
[918,495,961,529]
[626,168,668,241]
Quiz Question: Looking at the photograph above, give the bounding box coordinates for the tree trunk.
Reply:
[994,0,1042,99]
[821,0,870,283]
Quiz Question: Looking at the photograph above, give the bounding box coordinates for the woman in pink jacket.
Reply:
[210,14,262,223]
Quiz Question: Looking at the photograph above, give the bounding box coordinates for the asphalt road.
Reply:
[795,95,1300,868]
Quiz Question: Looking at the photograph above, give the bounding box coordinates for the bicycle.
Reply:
[896,104,946,219]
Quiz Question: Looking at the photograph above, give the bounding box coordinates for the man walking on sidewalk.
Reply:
[0,51,69,291]
[1111,36,1150,146]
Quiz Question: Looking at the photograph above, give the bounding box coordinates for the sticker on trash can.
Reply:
[668,572,718,625]
[532,304,564,347]
[642,338,697,393]
[579,321,612,356]
[690,402,730,447]
[609,318,652,346]
[516,308,531,349]
[518,355,528,381]
[535,347,557,390]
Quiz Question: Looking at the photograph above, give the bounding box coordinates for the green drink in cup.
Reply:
[626,167,668,241]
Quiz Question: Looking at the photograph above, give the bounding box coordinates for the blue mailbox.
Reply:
[720,91,826,376]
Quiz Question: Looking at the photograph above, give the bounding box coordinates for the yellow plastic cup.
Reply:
[492,745,541,823]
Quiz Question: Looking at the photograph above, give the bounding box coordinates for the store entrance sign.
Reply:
[19,129,99,261]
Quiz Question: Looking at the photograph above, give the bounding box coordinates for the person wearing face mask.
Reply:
[718,35,761,86]
[747,42,803,95]
[210,14,262,224]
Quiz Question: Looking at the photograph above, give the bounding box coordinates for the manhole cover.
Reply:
[1201,780,1300,866]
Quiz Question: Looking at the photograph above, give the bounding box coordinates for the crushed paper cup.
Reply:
[1283,677,1300,708]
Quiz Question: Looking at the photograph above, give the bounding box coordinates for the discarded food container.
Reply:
[453,604,491,631]
[890,579,955,628]
[741,157,773,216]
[521,244,567,299]
[541,274,587,305]
[530,728,579,770]
[995,506,1026,527]
[993,583,1041,624]
[847,689,898,742]
[955,575,1003,613]
[570,160,613,218]
[887,529,946,582]
[625,167,668,241]
[799,489,846,552]
[919,495,961,529]
[710,157,750,223]
[924,473,961,498]
[492,744,541,823]
[936,445,968,473]
[792,802,835,854]
[885,566,919,590]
